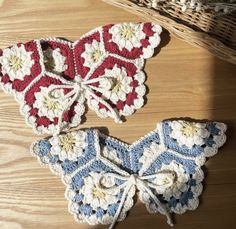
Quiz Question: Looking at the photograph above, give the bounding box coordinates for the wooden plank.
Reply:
[0,0,236,228]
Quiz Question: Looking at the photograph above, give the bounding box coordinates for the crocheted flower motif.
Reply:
[0,44,34,81]
[0,22,162,135]
[49,131,87,161]
[31,119,227,228]
[81,40,106,68]
[34,87,67,120]
[80,172,120,210]
[169,121,210,148]
[109,23,146,51]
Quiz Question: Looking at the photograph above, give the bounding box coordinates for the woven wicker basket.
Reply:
[103,0,236,64]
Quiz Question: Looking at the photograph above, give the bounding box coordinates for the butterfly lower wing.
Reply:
[66,162,135,225]
[85,60,146,121]
[31,129,135,225]
[21,72,85,134]
[130,120,226,218]
[139,161,205,215]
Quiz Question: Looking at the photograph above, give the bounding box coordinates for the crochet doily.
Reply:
[0,22,162,135]
[31,119,227,228]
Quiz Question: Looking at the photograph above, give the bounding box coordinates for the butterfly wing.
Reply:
[0,38,86,134]
[131,120,226,215]
[73,22,161,120]
[31,129,135,225]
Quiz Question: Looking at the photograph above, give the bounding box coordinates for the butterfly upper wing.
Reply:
[0,40,42,96]
[31,129,135,225]
[98,132,132,172]
[73,22,161,120]
[0,39,76,95]
[103,22,162,63]
[162,120,227,159]
[130,120,226,215]
[73,22,161,75]
[40,39,76,80]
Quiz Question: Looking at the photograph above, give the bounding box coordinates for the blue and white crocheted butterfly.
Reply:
[31,119,226,228]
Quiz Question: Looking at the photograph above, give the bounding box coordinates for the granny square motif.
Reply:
[0,22,161,135]
[31,119,226,228]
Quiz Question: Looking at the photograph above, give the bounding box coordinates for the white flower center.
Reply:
[181,123,198,137]
[8,55,23,72]
[59,134,76,152]
[43,96,60,111]
[92,49,103,62]
[92,187,106,199]
[120,25,135,40]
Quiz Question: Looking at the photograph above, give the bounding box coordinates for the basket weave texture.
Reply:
[104,0,236,64]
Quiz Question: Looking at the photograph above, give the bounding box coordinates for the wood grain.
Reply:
[0,1,236,229]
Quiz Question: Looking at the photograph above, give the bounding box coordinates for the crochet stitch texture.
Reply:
[0,22,161,135]
[31,119,227,228]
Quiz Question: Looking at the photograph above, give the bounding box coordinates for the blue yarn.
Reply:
[79,204,93,216]
[168,197,177,208]
[188,179,197,186]
[49,155,59,164]
[73,193,84,203]
[101,137,131,171]
[204,137,215,147]
[180,191,194,206]
[130,131,160,173]
[207,123,220,135]
[36,140,51,157]
[96,207,105,218]
[61,160,78,174]
[71,174,84,191]
[143,151,197,175]
[107,204,119,216]
[162,122,204,157]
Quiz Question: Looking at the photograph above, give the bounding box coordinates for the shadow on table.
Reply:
[211,57,236,129]
[210,56,236,166]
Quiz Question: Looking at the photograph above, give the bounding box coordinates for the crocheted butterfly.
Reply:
[31,119,226,228]
[0,22,161,135]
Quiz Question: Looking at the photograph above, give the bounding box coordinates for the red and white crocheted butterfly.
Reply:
[0,22,162,135]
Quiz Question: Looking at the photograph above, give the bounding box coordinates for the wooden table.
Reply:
[0,0,235,228]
